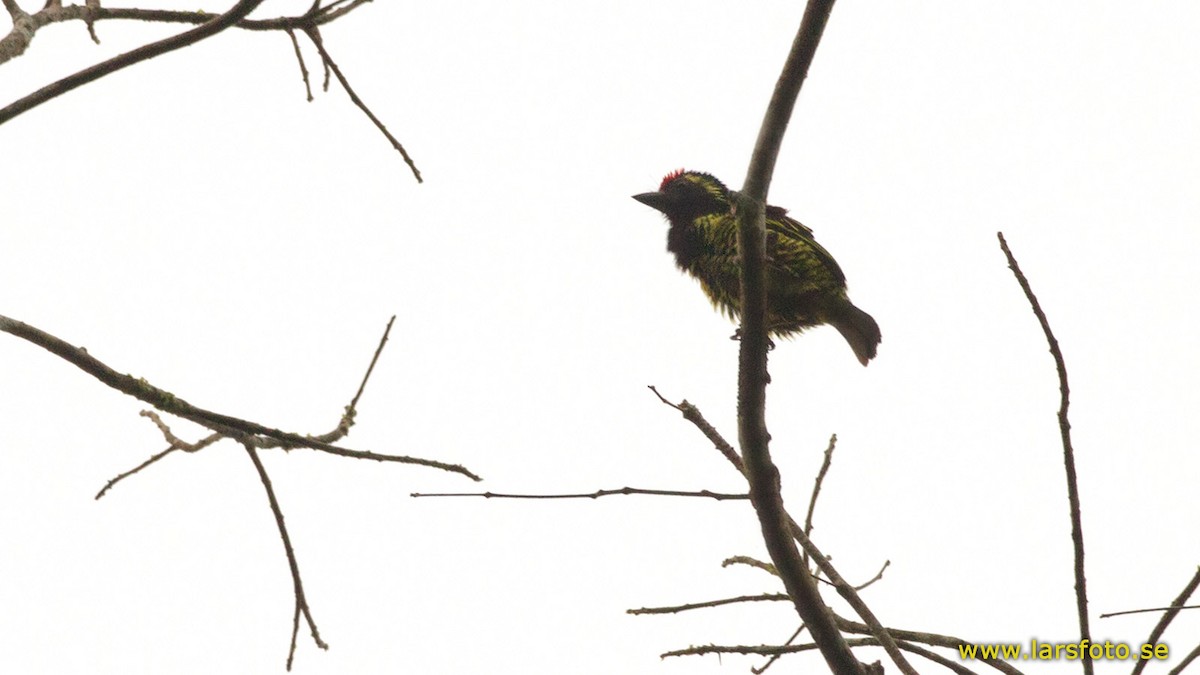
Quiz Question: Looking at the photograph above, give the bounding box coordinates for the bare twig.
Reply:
[94,414,225,499]
[0,314,480,481]
[1168,642,1200,675]
[1,0,371,66]
[97,318,399,497]
[344,316,394,420]
[723,554,887,594]
[241,441,328,670]
[1102,603,1200,619]
[302,25,422,182]
[1126,566,1200,675]
[0,0,33,62]
[652,384,901,673]
[836,616,1026,675]
[666,637,986,675]
[786,517,901,675]
[754,625,807,675]
[887,640,981,675]
[83,0,98,43]
[652,384,1014,675]
[0,1,419,177]
[804,434,837,538]
[94,446,180,499]
[627,593,789,615]
[411,487,748,500]
[664,637,879,660]
[0,0,267,124]
[310,315,396,444]
[997,232,1091,675]
[802,433,836,569]
[736,636,987,675]
[641,567,1013,675]
[851,559,890,592]
[286,27,314,101]
[663,641,845,659]
[138,409,208,452]
[3,0,25,21]
[1099,600,1200,619]
[723,555,778,576]
[648,385,742,471]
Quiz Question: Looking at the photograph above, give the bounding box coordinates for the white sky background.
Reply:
[2,1,1199,673]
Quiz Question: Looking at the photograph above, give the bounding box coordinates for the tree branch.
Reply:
[663,636,978,675]
[627,593,790,615]
[836,616,1026,675]
[997,232,1091,675]
[651,386,903,674]
[0,0,370,66]
[1,0,267,124]
[0,0,421,179]
[752,624,808,675]
[735,2,904,674]
[410,487,748,500]
[1167,642,1200,675]
[648,385,743,471]
[1127,566,1200,675]
[802,433,836,568]
[0,313,480,480]
[242,440,328,670]
[302,24,422,182]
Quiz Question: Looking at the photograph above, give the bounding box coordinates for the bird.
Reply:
[633,169,881,366]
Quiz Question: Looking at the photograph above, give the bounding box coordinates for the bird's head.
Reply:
[633,170,731,226]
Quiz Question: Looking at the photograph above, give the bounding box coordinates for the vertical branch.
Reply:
[242,442,328,670]
[734,2,883,675]
[804,434,838,539]
[997,232,1091,675]
[741,0,835,202]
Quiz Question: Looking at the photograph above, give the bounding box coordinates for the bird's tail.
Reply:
[831,302,881,367]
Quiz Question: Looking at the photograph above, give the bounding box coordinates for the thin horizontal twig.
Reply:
[628,593,789,615]
[411,487,747,500]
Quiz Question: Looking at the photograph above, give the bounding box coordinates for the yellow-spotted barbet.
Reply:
[633,170,880,366]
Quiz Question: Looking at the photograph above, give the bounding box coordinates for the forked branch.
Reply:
[0,0,421,180]
[0,0,267,123]
[0,313,479,480]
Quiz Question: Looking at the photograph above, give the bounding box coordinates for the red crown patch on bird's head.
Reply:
[659,168,687,190]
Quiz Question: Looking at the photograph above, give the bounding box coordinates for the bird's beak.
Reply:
[632,191,670,214]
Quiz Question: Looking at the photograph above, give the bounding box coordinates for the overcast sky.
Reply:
[3,1,1199,673]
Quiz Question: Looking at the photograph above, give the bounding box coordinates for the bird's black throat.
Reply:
[666,218,707,272]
